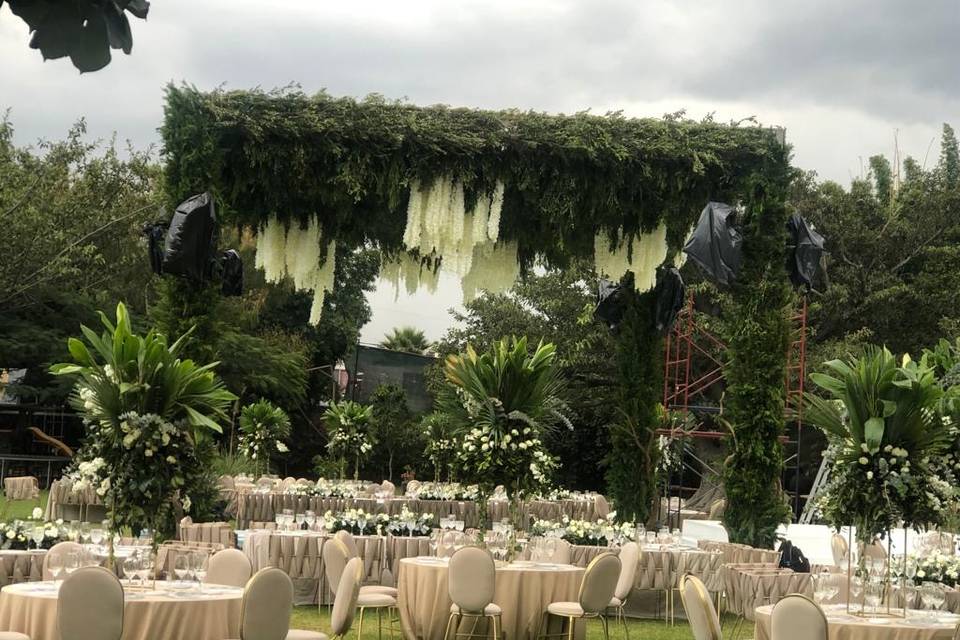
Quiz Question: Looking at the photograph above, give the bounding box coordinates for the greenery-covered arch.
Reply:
[162,85,792,545]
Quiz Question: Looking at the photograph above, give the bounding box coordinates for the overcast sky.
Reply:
[3,0,958,341]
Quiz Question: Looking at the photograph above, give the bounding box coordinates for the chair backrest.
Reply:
[830,534,848,567]
[771,594,827,640]
[44,541,84,580]
[57,566,124,640]
[615,542,640,601]
[331,557,363,638]
[577,553,621,614]
[239,567,293,640]
[207,548,253,588]
[679,574,722,640]
[323,537,352,594]
[449,546,495,613]
[406,480,421,495]
[381,480,396,496]
[862,541,887,561]
[551,539,571,564]
[334,530,360,558]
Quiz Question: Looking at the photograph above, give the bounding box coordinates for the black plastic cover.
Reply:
[786,214,826,290]
[594,279,627,331]
[654,267,685,333]
[220,249,244,296]
[682,202,742,287]
[162,192,218,282]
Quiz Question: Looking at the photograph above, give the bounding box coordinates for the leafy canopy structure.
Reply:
[162,86,787,268]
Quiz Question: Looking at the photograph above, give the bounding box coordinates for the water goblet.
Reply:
[174,554,191,588]
[31,525,45,551]
[274,513,284,530]
[124,552,142,588]
[357,516,368,535]
[304,511,316,531]
[48,552,63,584]
[139,551,155,586]
[64,552,80,577]
[90,528,104,546]
[429,531,440,557]
[295,512,306,530]
[191,552,207,591]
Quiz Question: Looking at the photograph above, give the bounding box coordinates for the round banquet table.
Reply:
[755,604,960,640]
[398,557,585,640]
[0,581,243,640]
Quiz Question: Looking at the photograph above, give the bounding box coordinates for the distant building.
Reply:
[345,344,436,413]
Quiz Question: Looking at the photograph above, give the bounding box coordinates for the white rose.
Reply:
[859,457,869,465]
[31,507,43,520]
[866,471,874,480]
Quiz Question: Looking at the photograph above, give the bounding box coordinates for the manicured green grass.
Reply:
[289,606,729,639]
[0,491,48,520]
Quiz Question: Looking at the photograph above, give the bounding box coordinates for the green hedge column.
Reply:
[722,176,793,548]
[606,275,661,524]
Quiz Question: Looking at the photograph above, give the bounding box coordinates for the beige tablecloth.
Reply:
[0,581,242,640]
[4,476,39,500]
[43,479,102,521]
[179,520,234,547]
[398,558,585,640]
[0,550,44,586]
[697,540,781,565]
[755,603,959,640]
[243,531,384,605]
[723,565,811,620]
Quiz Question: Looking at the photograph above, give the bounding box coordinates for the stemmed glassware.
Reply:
[174,554,191,588]
[31,525,45,551]
[294,512,306,531]
[304,511,316,531]
[191,552,207,591]
[64,552,80,579]
[48,552,63,584]
[125,551,142,588]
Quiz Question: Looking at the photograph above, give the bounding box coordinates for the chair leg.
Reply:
[600,615,610,640]
[377,606,383,640]
[619,606,629,640]
[443,614,456,640]
[357,607,365,640]
[567,616,575,640]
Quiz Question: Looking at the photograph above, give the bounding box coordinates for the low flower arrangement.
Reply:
[416,482,479,501]
[893,552,960,587]
[534,488,574,501]
[384,507,435,537]
[0,516,67,551]
[530,513,635,546]
[322,508,391,535]
[284,480,357,498]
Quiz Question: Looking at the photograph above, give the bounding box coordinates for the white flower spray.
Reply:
[593,221,669,292]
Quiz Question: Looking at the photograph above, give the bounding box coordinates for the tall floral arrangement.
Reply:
[441,337,569,526]
[51,303,236,540]
[238,399,291,476]
[803,346,957,547]
[324,400,374,480]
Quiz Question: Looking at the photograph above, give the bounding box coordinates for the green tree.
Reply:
[368,384,423,481]
[869,155,893,207]
[380,327,432,354]
[940,123,960,188]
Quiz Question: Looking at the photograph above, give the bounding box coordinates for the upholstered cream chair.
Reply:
[0,631,29,639]
[324,538,396,640]
[607,542,639,639]
[287,557,363,640]
[233,568,294,640]
[678,574,721,640]
[830,533,848,567]
[540,553,621,640]
[405,480,421,496]
[333,531,397,597]
[207,549,253,588]
[770,594,826,640]
[43,541,84,581]
[862,541,887,562]
[57,566,124,640]
[443,546,501,640]
[381,480,396,496]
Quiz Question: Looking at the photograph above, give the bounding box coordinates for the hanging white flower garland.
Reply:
[255,215,336,324]
[593,222,669,293]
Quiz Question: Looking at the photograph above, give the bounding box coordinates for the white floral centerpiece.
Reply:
[0,511,67,551]
[322,508,390,535]
[416,482,479,501]
[324,401,375,481]
[385,506,435,537]
[530,512,635,547]
[238,399,292,477]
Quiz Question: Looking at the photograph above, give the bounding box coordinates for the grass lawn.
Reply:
[290,606,727,639]
[0,491,48,520]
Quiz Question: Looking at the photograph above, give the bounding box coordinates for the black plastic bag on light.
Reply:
[594,279,627,331]
[220,249,244,296]
[655,267,685,333]
[162,192,218,282]
[786,214,826,290]
[142,222,167,275]
[683,202,742,286]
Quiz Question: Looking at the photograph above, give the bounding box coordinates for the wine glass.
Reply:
[139,550,154,586]
[64,552,80,578]
[428,531,440,557]
[192,552,207,591]
[174,554,191,588]
[273,513,284,530]
[304,511,316,531]
[124,551,142,587]
[864,578,882,614]
[90,528,104,546]
[295,512,306,531]
[31,525,45,550]
[48,552,63,583]
[357,515,368,536]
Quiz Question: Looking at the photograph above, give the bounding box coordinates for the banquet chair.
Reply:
[405,480,421,496]
[333,531,396,597]
[287,557,363,640]
[539,552,620,640]
[830,534,849,567]
[606,542,639,640]
[233,568,294,640]
[0,631,29,639]
[324,538,397,640]
[678,574,721,640]
[770,594,826,640]
[57,566,124,640]
[43,541,84,580]
[443,546,502,640]
[207,549,253,588]
[381,480,396,496]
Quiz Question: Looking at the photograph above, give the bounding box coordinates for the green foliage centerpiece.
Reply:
[238,399,292,477]
[51,303,236,564]
[803,346,958,614]
[441,336,568,538]
[324,400,375,481]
